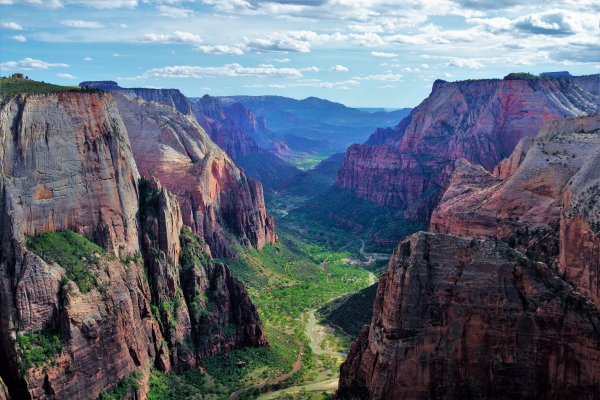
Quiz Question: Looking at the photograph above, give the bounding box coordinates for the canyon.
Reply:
[0,90,266,399]
[1,72,599,400]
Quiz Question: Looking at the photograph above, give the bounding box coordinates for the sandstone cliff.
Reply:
[336,75,600,221]
[0,91,266,399]
[190,95,299,190]
[338,232,600,400]
[431,114,600,306]
[114,93,277,258]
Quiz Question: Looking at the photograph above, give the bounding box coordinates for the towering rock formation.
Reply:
[114,93,277,258]
[338,232,600,400]
[431,114,600,306]
[0,90,266,399]
[336,75,600,222]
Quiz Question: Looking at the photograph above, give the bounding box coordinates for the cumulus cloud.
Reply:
[331,64,349,72]
[1,22,23,30]
[12,34,26,42]
[371,51,398,58]
[446,58,484,68]
[61,19,104,28]
[57,73,76,78]
[139,31,203,44]
[270,58,291,63]
[129,63,305,79]
[515,10,590,35]
[197,44,244,55]
[0,57,69,70]
[83,56,93,61]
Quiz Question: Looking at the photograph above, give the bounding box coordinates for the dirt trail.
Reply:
[228,343,305,400]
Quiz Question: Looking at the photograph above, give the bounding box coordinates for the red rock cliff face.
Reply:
[336,76,600,221]
[0,92,141,256]
[0,92,162,399]
[338,232,600,400]
[115,94,277,258]
[431,114,600,306]
[190,95,263,160]
[0,91,267,399]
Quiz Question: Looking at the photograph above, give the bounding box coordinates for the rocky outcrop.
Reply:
[80,81,192,115]
[338,232,600,400]
[0,377,9,400]
[114,94,277,257]
[0,90,267,399]
[431,114,600,306]
[0,92,141,257]
[190,95,263,159]
[336,75,600,221]
[138,178,267,369]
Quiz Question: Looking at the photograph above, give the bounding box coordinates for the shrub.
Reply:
[16,328,62,373]
[27,230,104,293]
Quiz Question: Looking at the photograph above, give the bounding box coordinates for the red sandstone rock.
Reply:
[338,232,600,400]
[336,76,600,221]
[114,94,277,258]
[0,91,267,399]
[431,114,600,306]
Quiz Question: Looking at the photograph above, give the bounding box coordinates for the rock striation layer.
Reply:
[431,114,600,306]
[338,232,600,400]
[189,95,299,190]
[114,93,277,258]
[336,75,600,222]
[0,91,266,399]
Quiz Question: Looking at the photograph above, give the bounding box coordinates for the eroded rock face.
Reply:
[431,114,600,305]
[115,94,277,258]
[190,95,263,160]
[336,76,600,221]
[0,91,267,399]
[0,92,141,256]
[338,232,600,400]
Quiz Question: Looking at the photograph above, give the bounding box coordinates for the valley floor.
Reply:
[147,192,388,399]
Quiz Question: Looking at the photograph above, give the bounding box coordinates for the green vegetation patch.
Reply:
[503,72,540,80]
[98,371,143,400]
[16,328,62,373]
[0,76,100,97]
[27,230,104,293]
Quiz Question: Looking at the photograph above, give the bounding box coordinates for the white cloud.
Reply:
[0,58,69,70]
[57,73,76,78]
[270,58,291,63]
[1,22,23,30]
[302,66,319,72]
[113,53,130,57]
[515,9,594,35]
[61,20,104,28]
[196,44,244,55]
[446,58,484,68]
[156,4,194,18]
[83,56,93,61]
[371,51,398,58]
[129,63,305,79]
[355,73,403,81]
[331,64,349,72]
[139,31,203,44]
[12,34,26,42]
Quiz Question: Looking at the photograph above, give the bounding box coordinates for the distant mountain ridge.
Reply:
[219,95,412,159]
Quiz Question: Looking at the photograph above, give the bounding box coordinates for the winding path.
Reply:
[228,343,305,400]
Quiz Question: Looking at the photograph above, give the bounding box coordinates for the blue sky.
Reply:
[0,0,598,107]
